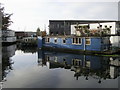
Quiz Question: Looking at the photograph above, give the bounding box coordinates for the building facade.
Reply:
[49,20,120,35]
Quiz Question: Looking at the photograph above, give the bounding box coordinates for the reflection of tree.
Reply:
[17,43,37,53]
[1,45,16,85]
[0,57,14,89]
[72,64,111,83]
[2,57,14,81]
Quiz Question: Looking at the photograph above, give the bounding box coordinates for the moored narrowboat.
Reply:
[38,23,118,55]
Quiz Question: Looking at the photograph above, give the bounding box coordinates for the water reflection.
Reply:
[38,50,120,83]
[0,39,2,89]
[1,44,120,88]
[1,44,16,89]
[2,44,16,77]
[17,43,37,53]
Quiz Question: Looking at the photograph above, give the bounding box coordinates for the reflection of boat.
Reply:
[38,50,120,82]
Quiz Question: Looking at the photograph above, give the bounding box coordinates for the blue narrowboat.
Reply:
[37,24,113,54]
[38,35,111,54]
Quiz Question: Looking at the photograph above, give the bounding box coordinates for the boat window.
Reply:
[63,38,66,44]
[85,38,91,45]
[76,38,78,43]
[54,38,57,43]
[79,38,82,44]
[45,37,50,43]
[72,38,82,45]
[73,38,75,43]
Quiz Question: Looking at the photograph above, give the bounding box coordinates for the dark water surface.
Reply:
[1,44,120,88]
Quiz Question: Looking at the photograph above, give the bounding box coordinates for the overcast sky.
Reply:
[0,0,119,32]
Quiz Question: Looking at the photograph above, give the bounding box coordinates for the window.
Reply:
[45,37,50,43]
[76,38,78,43]
[63,38,66,44]
[50,32,53,35]
[73,38,75,43]
[54,38,57,43]
[56,32,58,35]
[57,24,60,28]
[72,38,82,45]
[79,38,82,44]
[51,24,54,28]
[85,38,91,45]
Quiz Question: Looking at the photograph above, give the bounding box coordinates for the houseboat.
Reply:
[2,30,16,46]
[20,36,37,46]
[38,23,118,55]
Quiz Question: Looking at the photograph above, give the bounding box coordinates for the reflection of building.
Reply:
[38,50,47,67]
[38,50,120,82]
[110,66,119,79]
[109,57,120,79]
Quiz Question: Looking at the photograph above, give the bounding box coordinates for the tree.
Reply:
[1,6,13,30]
[2,13,13,30]
[36,27,41,36]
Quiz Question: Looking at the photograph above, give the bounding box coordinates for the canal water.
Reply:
[0,44,120,88]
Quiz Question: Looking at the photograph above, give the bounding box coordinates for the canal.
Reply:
[0,44,120,88]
